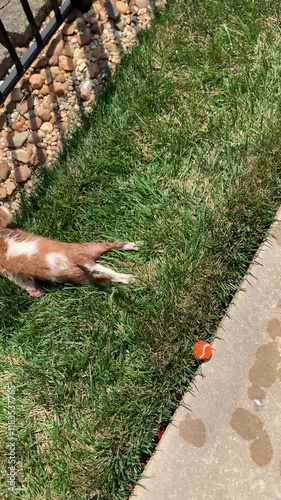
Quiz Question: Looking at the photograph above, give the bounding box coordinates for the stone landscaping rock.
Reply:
[40,122,53,134]
[11,121,25,133]
[55,72,67,84]
[12,148,32,163]
[106,1,120,20]
[28,131,43,144]
[29,74,45,90]
[10,88,23,102]
[26,117,42,130]
[62,43,74,57]
[62,23,76,36]
[59,55,75,72]
[5,180,17,196]
[90,21,104,35]
[80,88,92,101]
[89,62,100,78]
[49,54,58,66]
[6,131,28,148]
[32,56,49,70]
[135,0,150,7]
[36,107,51,122]
[77,33,93,46]
[46,37,64,57]
[116,1,129,14]
[0,187,7,200]
[0,161,11,181]
[14,166,31,183]
[31,147,47,166]
[0,0,164,210]
[53,81,70,96]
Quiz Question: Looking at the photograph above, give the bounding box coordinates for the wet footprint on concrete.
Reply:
[179,414,206,448]
[247,318,281,401]
[230,408,273,466]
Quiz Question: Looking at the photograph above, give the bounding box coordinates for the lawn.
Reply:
[1,0,281,497]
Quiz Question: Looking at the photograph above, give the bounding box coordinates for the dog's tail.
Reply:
[0,206,14,228]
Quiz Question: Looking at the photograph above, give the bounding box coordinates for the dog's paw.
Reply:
[27,287,43,298]
[122,242,142,251]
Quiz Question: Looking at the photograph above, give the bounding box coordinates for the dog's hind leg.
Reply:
[85,263,136,284]
[83,241,139,260]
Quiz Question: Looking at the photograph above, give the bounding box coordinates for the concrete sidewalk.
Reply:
[133,208,281,500]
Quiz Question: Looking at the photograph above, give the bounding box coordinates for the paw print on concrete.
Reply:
[230,316,281,467]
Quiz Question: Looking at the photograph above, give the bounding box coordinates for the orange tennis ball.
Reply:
[193,341,212,361]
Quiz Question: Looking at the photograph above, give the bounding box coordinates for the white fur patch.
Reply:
[6,237,38,259]
[46,252,69,274]
[91,263,135,284]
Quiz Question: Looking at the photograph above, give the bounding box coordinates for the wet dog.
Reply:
[0,206,138,297]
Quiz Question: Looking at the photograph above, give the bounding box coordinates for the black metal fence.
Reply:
[0,0,74,105]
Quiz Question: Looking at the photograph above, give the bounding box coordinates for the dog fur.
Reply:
[0,206,138,297]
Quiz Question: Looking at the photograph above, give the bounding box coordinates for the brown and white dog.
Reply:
[0,206,138,297]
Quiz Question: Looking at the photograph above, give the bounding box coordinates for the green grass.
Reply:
[1,0,281,497]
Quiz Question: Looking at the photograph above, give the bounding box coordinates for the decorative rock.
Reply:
[73,47,85,60]
[7,131,28,148]
[0,161,11,180]
[6,101,16,114]
[14,166,31,183]
[56,119,67,130]
[59,56,75,72]
[26,117,42,130]
[48,54,58,66]
[46,36,64,57]
[90,21,104,35]
[29,74,45,90]
[77,33,93,46]
[36,107,51,122]
[47,93,59,104]
[62,43,74,57]
[11,121,25,133]
[40,85,50,96]
[53,81,69,96]
[55,72,66,83]
[32,56,49,70]
[28,131,43,144]
[62,23,76,36]
[80,88,92,101]
[115,20,125,31]
[5,180,17,196]
[40,122,53,134]
[74,17,87,31]
[106,1,120,20]
[0,0,155,209]
[0,187,7,200]
[10,88,23,102]
[84,9,96,22]
[23,110,36,120]
[116,1,128,14]
[31,148,47,167]
[92,47,107,60]
[49,66,60,77]
[135,0,149,6]
[49,113,57,124]
[12,148,32,164]
[78,61,86,72]
[89,62,100,78]
[99,60,108,70]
